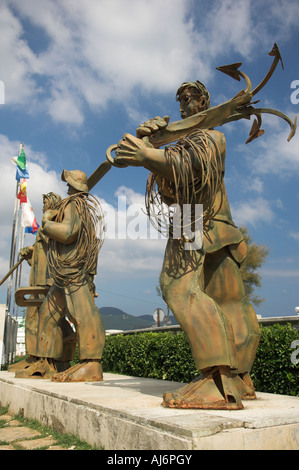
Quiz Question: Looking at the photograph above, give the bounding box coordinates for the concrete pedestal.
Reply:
[0,370,298,450]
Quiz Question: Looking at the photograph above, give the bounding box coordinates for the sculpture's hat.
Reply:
[61,169,89,192]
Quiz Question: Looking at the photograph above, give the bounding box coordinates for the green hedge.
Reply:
[100,323,299,396]
[251,323,299,396]
[102,331,198,382]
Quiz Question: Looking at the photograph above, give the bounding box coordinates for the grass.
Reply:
[0,405,103,450]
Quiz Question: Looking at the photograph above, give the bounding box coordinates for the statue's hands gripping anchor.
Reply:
[114,115,170,167]
[114,115,177,182]
[136,115,170,139]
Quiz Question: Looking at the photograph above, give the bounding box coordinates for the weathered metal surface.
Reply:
[15,286,50,307]
[30,171,106,382]
[105,45,294,409]
[87,160,112,190]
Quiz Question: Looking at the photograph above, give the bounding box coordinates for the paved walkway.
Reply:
[0,413,69,450]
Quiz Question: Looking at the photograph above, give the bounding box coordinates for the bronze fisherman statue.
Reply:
[113,81,260,409]
[16,170,106,382]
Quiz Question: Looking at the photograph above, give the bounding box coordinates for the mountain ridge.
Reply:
[98,306,178,330]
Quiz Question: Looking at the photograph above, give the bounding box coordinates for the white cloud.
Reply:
[98,238,166,278]
[261,268,299,278]
[290,232,299,243]
[242,176,264,194]
[47,89,84,126]
[0,3,40,104]
[230,107,299,178]
[203,0,255,57]
[231,197,275,227]
[2,0,298,125]
[4,0,204,123]
[248,127,299,176]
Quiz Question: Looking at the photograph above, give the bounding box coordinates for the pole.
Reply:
[12,222,24,319]
[6,143,23,315]
[6,183,20,313]
[0,258,24,287]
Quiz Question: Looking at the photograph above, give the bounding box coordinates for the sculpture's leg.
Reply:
[51,283,105,382]
[16,285,67,379]
[25,304,39,356]
[10,291,76,374]
[34,285,66,360]
[160,239,243,409]
[59,317,77,362]
[204,246,261,398]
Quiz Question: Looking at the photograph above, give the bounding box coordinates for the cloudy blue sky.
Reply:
[0,0,299,319]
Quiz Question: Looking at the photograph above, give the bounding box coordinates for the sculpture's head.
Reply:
[61,169,89,194]
[42,192,62,211]
[176,81,210,119]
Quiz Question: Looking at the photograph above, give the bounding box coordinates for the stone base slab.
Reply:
[0,370,298,450]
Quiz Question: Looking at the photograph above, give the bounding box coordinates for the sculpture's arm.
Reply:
[42,202,80,245]
[19,246,34,266]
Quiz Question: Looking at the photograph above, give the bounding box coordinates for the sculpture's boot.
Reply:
[51,359,103,382]
[15,357,58,379]
[162,366,244,410]
[8,355,37,372]
[236,371,257,400]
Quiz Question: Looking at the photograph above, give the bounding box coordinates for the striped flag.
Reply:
[21,198,39,234]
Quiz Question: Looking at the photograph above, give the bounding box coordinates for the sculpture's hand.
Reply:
[42,209,58,225]
[19,246,33,260]
[114,133,148,167]
[136,115,170,138]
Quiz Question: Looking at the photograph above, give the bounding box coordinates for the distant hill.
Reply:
[98,306,178,331]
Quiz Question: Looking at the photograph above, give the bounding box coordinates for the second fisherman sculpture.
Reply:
[18,170,106,381]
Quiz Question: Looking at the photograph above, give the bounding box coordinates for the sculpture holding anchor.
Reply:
[99,43,294,409]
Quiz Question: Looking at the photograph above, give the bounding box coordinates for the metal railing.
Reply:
[107,315,299,336]
[0,304,18,369]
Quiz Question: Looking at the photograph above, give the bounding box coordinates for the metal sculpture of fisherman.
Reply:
[114,81,261,409]
[9,192,76,376]
[18,170,106,382]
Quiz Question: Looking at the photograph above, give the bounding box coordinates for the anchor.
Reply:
[15,286,50,307]
[88,43,296,182]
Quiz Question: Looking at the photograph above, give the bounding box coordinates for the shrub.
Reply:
[102,332,198,382]
[251,323,299,396]
[75,323,299,396]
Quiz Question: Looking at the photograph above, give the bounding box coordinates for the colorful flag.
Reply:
[15,165,29,181]
[17,179,28,203]
[16,148,27,170]
[21,199,39,234]
[11,148,29,181]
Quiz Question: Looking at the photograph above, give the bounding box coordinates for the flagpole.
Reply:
[12,219,24,319]
[6,181,20,314]
[6,143,23,315]
[14,224,25,320]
